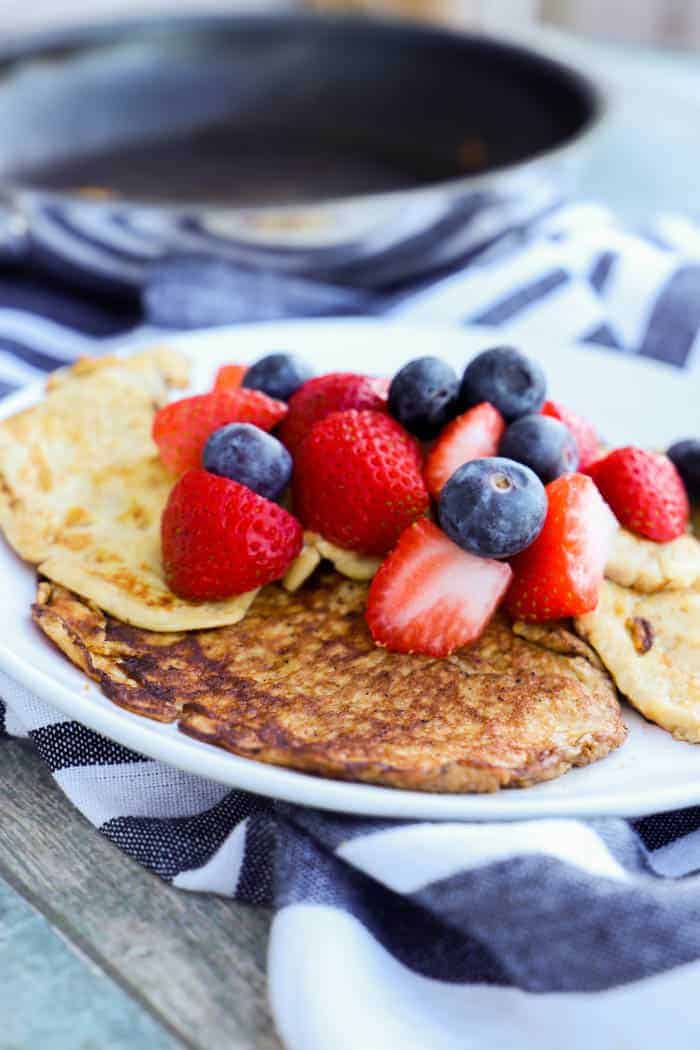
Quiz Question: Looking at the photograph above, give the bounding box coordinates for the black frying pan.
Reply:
[0,13,603,292]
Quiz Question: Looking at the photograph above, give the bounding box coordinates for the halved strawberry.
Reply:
[153,389,287,474]
[541,400,599,471]
[506,473,617,622]
[162,469,302,600]
[586,446,689,542]
[214,364,248,391]
[424,402,505,499]
[365,519,513,656]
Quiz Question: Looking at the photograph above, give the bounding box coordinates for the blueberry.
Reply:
[460,346,546,422]
[242,352,313,402]
[499,414,578,484]
[438,456,546,558]
[203,423,292,500]
[667,439,700,501]
[388,356,459,440]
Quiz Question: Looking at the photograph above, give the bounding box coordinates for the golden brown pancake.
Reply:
[0,348,258,630]
[604,527,700,593]
[33,573,626,792]
[576,579,700,743]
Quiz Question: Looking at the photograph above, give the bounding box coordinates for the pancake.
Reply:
[33,572,626,792]
[604,527,700,594]
[576,580,700,743]
[0,348,258,630]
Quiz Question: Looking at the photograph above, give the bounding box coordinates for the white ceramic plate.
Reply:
[1,319,698,820]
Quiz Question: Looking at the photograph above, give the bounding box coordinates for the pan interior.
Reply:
[0,17,597,206]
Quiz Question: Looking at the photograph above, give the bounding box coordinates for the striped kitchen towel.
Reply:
[1,201,700,1050]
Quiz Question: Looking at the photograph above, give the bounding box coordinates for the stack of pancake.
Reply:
[1,348,698,792]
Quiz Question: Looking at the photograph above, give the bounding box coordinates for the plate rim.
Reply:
[1,316,698,821]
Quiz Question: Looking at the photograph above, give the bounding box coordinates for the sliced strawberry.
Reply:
[506,473,617,622]
[153,389,287,474]
[586,446,689,542]
[541,400,599,471]
[162,469,302,600]
[366,519,512,656]
[424,402,505,499]
[214,364,248,391]
[279,372,388,455]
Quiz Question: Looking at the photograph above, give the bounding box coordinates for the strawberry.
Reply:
[153,389,287,474]
[541,400,599,471]
[214,364,248,391]
[161,469,303,600]
[424,402,505,499]
[278,372,388,455]
[506,473,617,622]
[586,446,689,542]
[293,409,428,556]
[366,519,512,656]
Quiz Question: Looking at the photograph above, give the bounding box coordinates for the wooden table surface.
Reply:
[0,27,698,1050]
[0,741,281,1050]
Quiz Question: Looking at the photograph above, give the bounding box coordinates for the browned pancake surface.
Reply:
[33,573,626,792]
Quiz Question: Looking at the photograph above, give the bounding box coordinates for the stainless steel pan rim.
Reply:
[0,11,606,213]
[0,13,607,289]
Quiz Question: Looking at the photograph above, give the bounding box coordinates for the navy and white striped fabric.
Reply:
[2,201,700,1050]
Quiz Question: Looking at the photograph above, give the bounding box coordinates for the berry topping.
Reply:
[460,346,546,422]
[587,446,689,542]
[667,439,700,502]
[499,413,579,484]
[161,469,303,600]
[203,422,292,501]
[153,389,287,475]
[278,372,388,455]
[293,409,428,556]
[438,456,546,559]
[506,473,618,622]
[387,356,459,440]
[214,363,247,391]
[424,402,505,499]
[541,400,599,471]
[242,351,313,402]
[366,518,512,656]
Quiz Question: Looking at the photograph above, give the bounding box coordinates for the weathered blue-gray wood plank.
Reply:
[0,876,179,1050]
[0,741,281,1050]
